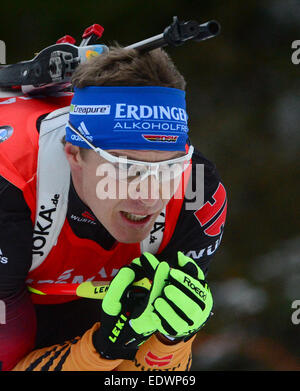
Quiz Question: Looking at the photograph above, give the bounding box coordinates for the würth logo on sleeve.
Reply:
[194,182,227,237]
[81,211,96,221]
[144,351,173,367]
[70,211,97,225]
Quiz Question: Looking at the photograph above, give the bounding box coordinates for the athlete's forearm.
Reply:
[12,319,195,371]
[13,323,123,371]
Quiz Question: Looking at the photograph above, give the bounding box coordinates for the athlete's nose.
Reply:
[129,174,162,207]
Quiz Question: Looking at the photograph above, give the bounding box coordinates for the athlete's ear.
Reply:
[64,142,84,171]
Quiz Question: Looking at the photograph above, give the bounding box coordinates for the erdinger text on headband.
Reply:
[65,86,204,209]
[65,86,190,151]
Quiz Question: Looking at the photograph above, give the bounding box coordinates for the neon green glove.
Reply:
[93,254,170,360]
[151,251,213,341]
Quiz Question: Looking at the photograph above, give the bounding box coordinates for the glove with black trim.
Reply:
[152,251,213,342]
[92,254,170,360]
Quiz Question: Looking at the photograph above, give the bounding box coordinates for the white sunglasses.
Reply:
[67,121,194,182]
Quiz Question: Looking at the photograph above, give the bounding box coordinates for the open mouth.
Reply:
[120,211,151,224]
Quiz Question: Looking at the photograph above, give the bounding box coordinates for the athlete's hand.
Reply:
[92,254,170,360]
[152,251,213,341]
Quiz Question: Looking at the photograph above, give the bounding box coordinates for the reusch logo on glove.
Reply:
[183,276,207,300]
[109,313,128,343]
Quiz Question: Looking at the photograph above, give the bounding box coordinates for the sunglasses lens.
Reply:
[127,164,149,179]
[105,162,189,182]
[96,148,192,183]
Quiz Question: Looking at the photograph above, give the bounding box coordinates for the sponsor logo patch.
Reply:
[0,249,8,264]
[0,125,13,143]
[70,104,111,115]
[70,121,94,142]
[144,351,174,367]
[81,211,96,221]
[142,134,178,143]
[32,194,60,257]
[70,211,97,225]
[194,183,227,237]
[85,46,104,59]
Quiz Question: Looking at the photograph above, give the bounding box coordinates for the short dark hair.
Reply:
[71,46,186,90]
[63,46,186,156]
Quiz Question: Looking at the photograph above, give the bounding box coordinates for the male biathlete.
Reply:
[0,47,227,371]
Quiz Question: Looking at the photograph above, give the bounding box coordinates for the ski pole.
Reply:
[27,277,151,300]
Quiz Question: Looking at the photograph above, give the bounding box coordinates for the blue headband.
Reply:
[65,86,189,151]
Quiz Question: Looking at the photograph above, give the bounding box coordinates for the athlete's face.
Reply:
[65,144,184,243]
